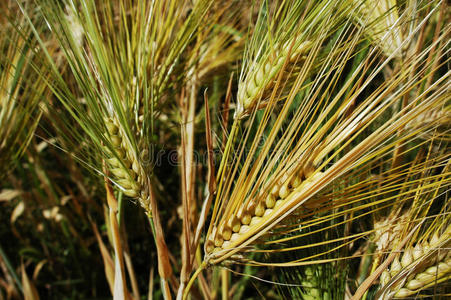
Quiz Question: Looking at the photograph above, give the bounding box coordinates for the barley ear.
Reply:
[103,117,149,211]
[236,40,311,118]
[353,0,404,58]
[380,225,451,298]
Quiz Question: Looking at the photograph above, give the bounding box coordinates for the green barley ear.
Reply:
[236,37,312,118]
[103,117,148,201]
[279,265,334,300]
[274,222,346,300]
[352,0,404,58]
[234,0,354,119]
[300,266,333,300]
[16,0,215,212]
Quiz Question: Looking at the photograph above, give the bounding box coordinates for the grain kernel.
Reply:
[424,266,438,275]
[105,120,118,134]
[111,135,122,146]
[214,236,224,247]
[406,279,423,290]
[438,262,450,273]
[413,244,423,260]
[430,233,440,246]
[111,168,129,178]
[107,157,121,167]
[132,160,140,174]
[230,233,240,242]
[117,179,135,189]
[263,208,273,217]
[241,213,251,225]
[401,248,413,267]
[395,288,411,297]
[250,216,261,226]
[266,194,276,208]
[222,228,232,241]
[255,66,264,85]
[231,217,241,233]
[124,189,139,197]
[415,272,433,282]
[255,202,265,217]
[205,241,214,253]
[279,184,290,199]
[275,199,284,207]
[390,257,402,276]
[239,225,250,234]
[380,270,390,285]
[292,176,301,188]
[271,184,279,197]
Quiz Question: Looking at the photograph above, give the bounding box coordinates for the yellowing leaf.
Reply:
[0,189,21,202]
[21,264,40,300]
[32,260,47,281]
[11,201,25,223]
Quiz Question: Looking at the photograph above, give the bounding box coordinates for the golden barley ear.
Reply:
[378,224,451,298]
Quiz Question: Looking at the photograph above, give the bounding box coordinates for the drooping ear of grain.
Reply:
[104,117,149,210]
[379,225,451,297]
[205,162,323,257]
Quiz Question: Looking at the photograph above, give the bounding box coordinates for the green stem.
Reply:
[148,214,156,237]
[183,262,207,300]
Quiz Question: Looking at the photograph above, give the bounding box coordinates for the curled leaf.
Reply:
[11,201,25,223]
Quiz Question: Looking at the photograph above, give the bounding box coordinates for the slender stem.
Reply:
[148,214,156,237]
[182,262,207,300]
[221,268,229,300]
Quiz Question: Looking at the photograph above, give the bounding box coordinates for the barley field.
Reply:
[0,0,450,299]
